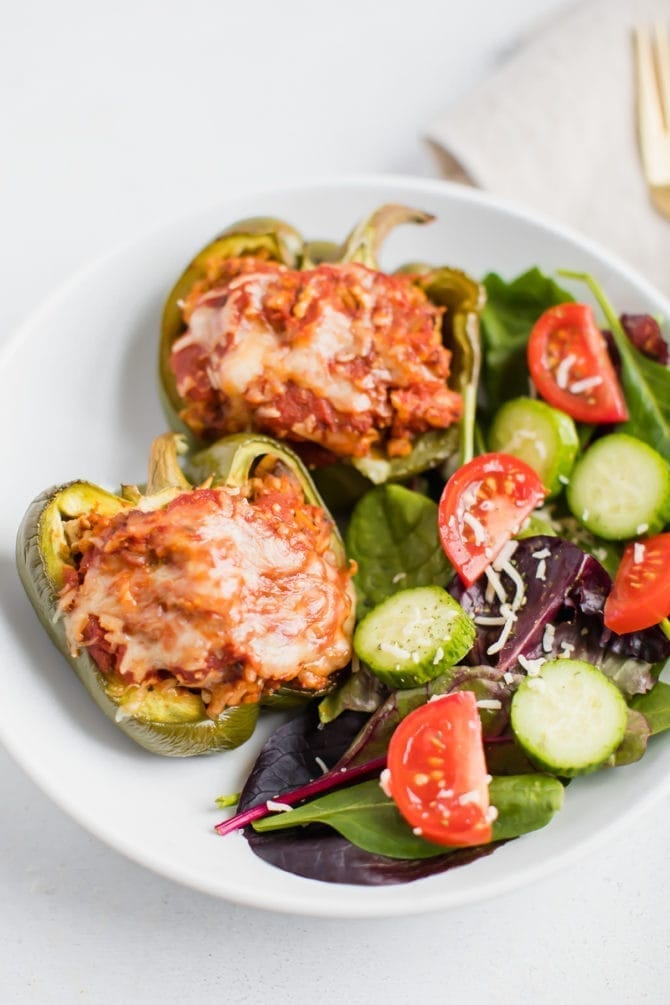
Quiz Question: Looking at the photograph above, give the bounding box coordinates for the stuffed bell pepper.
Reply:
[160,205,484,489]
[16,434,356,756]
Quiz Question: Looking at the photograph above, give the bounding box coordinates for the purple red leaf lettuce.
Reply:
[449,536,670,696]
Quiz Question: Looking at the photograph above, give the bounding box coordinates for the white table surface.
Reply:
[3,1,668,1002]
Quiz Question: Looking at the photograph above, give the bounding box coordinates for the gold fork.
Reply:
[634,24,670,219]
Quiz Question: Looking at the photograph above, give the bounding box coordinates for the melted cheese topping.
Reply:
[62,481,355,709]
[171,260,462,458]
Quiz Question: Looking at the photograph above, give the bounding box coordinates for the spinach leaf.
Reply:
[346,484,453,617]
[254,779,440,858]
[480,268,574,414]
[631,681,670,735]
[252,775,564,859]
[560,271,670,461]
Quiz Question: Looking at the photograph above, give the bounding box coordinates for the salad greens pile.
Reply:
[216,266,670,886]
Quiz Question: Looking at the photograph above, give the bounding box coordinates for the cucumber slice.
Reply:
[353,586,475,689]
[510,658,628,776]
[488,397,579,497]
[566,432,670,540]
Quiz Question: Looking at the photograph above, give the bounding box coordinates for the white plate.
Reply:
[2,175,669,918]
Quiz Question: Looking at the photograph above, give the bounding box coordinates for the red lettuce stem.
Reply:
[215,754,387,836]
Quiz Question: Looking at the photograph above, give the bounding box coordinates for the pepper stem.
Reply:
[339,204,434,268]
[146,434,192,494]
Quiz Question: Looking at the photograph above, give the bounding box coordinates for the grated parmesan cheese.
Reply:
[484,566,508,605]
[517,653,546,677]
[501,559,526,610]
[531,548,551,560]
[379,641,411,660]
[463,511,488,545]
[486,614,516,656]
[492,539,519,572]
[555,353,577,389]
[542,623,555,653]
[458,790,483,806]
[568,375,603,395]
[266,800,292,813]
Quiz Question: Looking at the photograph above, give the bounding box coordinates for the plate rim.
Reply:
[3,172,670,918]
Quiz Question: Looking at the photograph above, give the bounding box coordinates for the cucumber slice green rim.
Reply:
[510,658,628,777]
[488,397,579,497]
[353,585,475,689]
[566,432,670,540]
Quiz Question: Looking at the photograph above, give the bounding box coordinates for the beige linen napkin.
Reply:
[427,0,670,295]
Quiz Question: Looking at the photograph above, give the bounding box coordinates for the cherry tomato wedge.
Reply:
[438,452,547,586]
[386,691,492,848]
[528,303,628,424]
[604,533,670,633]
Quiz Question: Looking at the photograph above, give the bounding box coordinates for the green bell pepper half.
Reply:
[159,205,485,499]
[159,216,304,439]
[16,433,353,756]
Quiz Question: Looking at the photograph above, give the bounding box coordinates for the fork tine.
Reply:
[653,23,670,129]
[634,26,666,181]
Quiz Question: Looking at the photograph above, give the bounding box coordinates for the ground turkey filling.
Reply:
[59,467,355,716]
[171,257,462,461]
